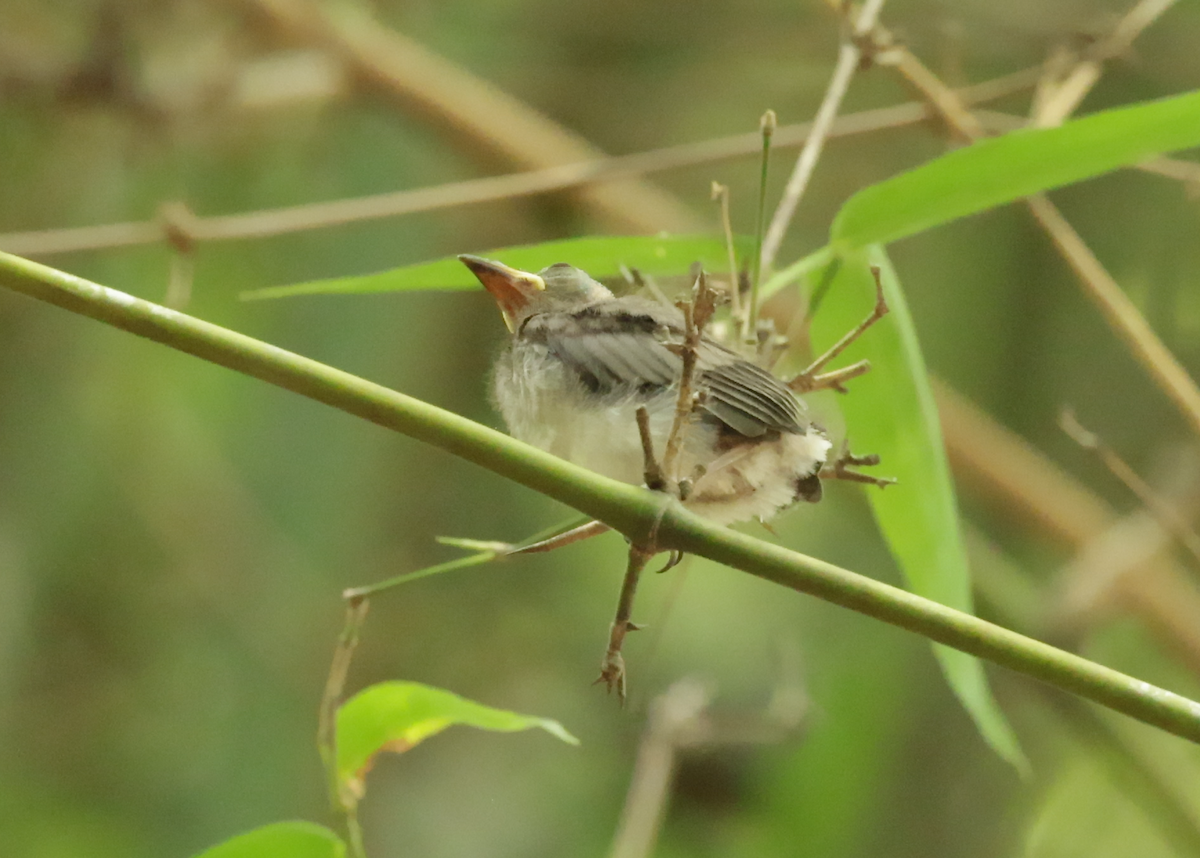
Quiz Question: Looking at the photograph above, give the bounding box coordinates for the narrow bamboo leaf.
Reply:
[191,821,345,858]
[832,89,1200,250]
[242,234,751,300]
[807,246,1027,774]
[336,681,578,798]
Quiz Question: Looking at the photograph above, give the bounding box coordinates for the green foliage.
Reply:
[192,821,345,858]
[831,88,1200,250]
[242,234,752,300]
[808,248,1027,773]
[335,681,578,800]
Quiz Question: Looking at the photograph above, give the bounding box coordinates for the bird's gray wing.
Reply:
[520,300,681,395]
[696,343,806,436]
[520,300,805,436]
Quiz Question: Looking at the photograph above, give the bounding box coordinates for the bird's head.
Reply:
[460,255,614,332]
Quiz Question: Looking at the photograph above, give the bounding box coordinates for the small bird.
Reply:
[461,255,833,525]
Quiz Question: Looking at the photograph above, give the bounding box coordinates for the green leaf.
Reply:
[191,821,345,858]
[336,681,578,798]
[808,246,1028,774]
[832,89,1200,250]
[242,234,750,300]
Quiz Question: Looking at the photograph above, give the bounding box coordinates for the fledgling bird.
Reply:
[461,255,832,525]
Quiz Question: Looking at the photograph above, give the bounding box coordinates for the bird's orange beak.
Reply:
[459,255,545,332]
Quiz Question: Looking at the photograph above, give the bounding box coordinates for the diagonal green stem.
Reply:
[4,248,1200,746]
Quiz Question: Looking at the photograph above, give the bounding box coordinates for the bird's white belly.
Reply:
[493,344,665,484]
[492,343,830,524]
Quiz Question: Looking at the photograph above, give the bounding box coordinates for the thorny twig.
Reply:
[820,442,897,490]
[597,545,654,704]
[789,265,889,393]
[661,271,718,484]
[613,272,718,703]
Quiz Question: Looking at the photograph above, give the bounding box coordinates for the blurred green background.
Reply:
[3,0,1200,856]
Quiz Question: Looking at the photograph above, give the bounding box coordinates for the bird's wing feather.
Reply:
[697,347,805,436]
[520,301,806,436]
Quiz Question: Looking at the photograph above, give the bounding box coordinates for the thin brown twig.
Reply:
[789,265,888,392]
[761,0,890,270]
[1032,0,1180,127]
[860,28,984,143]
[1060,408,1200,572]
[0,71,1045,259]
[868,27,986,141]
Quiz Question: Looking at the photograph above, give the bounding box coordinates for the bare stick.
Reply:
[761,0,890,270]
[875,40,986,140]
[789,266,888,391]
[597,545,654,704]
[1061,408,1200,572]
[9,101,1191,260]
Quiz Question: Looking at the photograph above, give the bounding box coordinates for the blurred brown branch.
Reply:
[0,70,1042,259]
[1060,408,1200,575]
[936,380,1200,675]
[231,0,700,233]
[860,0,1200,445]
[857,0,1200,676]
